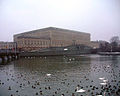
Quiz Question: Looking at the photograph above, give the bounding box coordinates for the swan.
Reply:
[46,74,51,76]
[99,77,105,80]
[76,87,86,93]
[100,82,107,85]
[103,79,108,82]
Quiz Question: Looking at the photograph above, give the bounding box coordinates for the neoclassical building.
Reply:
[14,27,91,51]
[0,42,17,50]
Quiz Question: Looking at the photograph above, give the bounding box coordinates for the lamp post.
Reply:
[6,42,8,55]
[110,45,112,52]
[14,42,17,55]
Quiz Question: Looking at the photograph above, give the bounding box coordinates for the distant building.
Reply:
[0,42,17,50]
[99,40,109,46]
[14,27,95,51]
[89,41,100,49]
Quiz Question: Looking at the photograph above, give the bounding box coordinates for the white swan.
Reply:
[99,77,105,80]
[100,82,107,85]
[103,79,108,82]
[76,87,86,93]
[46,74,51,76]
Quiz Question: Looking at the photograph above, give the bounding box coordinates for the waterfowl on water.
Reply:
[76,87,86,93]
[46,74,51,76]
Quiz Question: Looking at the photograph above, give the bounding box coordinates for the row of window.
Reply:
[17,40,82,47]
[24,40,49,45]
[0,45,15,48]
[18,40,49,45]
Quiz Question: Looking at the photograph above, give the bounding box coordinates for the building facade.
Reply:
[0,42,17,50]
[16,36,50,51]
[14,27,91,51]
[89,41,100,49]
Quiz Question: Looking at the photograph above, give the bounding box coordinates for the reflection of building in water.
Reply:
[14,27,98,51]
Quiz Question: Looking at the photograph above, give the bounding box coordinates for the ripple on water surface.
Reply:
[0,55,120,96]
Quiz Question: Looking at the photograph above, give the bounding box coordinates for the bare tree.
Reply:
[110,36,120,52]
[110,36,119,43]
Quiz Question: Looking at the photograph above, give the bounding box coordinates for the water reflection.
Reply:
[0,55,120,96]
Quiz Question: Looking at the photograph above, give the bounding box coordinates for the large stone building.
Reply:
[0,42,17,50]
[14,27,91,51]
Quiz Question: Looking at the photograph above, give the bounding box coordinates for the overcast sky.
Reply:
[0,0,120,42]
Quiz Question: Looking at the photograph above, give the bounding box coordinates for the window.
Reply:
[24,40,26,44]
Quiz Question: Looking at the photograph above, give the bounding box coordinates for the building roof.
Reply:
[14,27,90,37]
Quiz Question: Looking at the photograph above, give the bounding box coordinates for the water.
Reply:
[0,55,120,96]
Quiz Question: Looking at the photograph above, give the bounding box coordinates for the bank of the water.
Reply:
[98,52,120,55]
